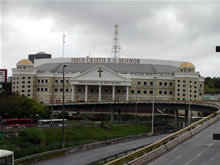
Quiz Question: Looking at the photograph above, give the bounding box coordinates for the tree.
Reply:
[0,94,49,119]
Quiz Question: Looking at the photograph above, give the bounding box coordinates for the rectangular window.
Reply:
[137,90,141,94]
[45,88,48,92]
[164,82,167,86]
[143,90,147,94]
[55,80,58,83]
[131,90,134,94]
[150,90,153,94]
[144,81,147,86]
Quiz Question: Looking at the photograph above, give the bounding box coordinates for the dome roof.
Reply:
[17,59,33,65]
[179,62,195,68]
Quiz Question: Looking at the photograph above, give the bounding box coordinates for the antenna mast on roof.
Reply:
[112,24,121,58]
[62,33,65,58]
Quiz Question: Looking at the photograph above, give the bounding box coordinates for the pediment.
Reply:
[71,65,131,86]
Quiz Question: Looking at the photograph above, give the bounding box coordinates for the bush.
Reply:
[23,128,46,145]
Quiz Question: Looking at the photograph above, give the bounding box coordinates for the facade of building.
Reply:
[12,57,204,104]
[0,69,7,91]
[28,52,51,64]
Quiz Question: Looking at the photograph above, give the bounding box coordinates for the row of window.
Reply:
[177,84,201,89]
[136,81,174,88]
[13,81,32,84]
[37,79,70,84]
[13,76,32,80]
[177,93,202,97]
[131,90,173,95]
[177,79,202,86]
[177,89,198,93]
[13,85,31,89]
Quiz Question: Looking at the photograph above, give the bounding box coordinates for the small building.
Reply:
[0,69,7,91]
[28,52,51,64]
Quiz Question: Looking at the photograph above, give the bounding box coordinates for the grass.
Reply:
[0,121,151,160]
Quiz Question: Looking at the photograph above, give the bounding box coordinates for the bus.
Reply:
[1,119,33,129]
[0,149,14,165]
[37,119,68,128]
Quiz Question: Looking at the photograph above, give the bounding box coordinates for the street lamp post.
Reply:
[151,75,157,135]
[62,64,68,148]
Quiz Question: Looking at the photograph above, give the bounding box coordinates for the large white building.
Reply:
[12,57,204,104]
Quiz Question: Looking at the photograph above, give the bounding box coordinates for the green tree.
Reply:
[0,94,49,119]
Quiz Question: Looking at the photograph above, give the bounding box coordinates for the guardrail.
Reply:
[105,110,220,165]
[14,133,152,164]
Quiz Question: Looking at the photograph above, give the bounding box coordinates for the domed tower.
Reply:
[12,59,36,98]
[16,59,34,70]
[174,62,204,101]
[179,62,195,73]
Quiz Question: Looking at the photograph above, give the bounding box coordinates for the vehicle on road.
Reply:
[37,119,68,127]
[1,119,33,129]
[0,149,14,165]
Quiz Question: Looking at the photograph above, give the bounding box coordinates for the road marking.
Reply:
[208,143,213,147]
[185,152,202,165]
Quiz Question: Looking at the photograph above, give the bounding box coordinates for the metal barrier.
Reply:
[105,110,220,165]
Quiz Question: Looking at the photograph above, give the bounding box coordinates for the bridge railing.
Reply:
[105,110,220,165]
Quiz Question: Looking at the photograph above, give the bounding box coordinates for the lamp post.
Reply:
[62,64,68,148]
[151,75,157,135]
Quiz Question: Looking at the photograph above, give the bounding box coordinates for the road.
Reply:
[150,120,220,165]
[31,134,168,165]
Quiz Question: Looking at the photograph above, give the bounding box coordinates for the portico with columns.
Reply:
[71,65,131,102]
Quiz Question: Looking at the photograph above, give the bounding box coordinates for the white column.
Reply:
[112,86,115,101]
[98,85,102,102]
[126,86,129,101]
[72,85,75,102]
[85,85,88,102]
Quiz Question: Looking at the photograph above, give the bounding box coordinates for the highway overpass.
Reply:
[149,120,220,165]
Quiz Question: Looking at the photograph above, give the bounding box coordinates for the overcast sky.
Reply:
[1,0,220,77]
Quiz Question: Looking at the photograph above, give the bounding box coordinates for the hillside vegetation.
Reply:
[204,77,220,93]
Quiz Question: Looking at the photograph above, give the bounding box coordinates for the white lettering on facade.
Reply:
[78,81,122,85]
[71,57,141,64]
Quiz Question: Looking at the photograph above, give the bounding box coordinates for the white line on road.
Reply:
[185,152,202,165]
[208,143,213,147]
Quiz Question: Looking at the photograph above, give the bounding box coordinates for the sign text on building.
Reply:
[71,57,140,64]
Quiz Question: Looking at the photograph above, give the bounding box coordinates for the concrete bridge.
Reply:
[48,100,219,115]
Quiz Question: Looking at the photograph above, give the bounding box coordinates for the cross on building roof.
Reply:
[97,67,103,78]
